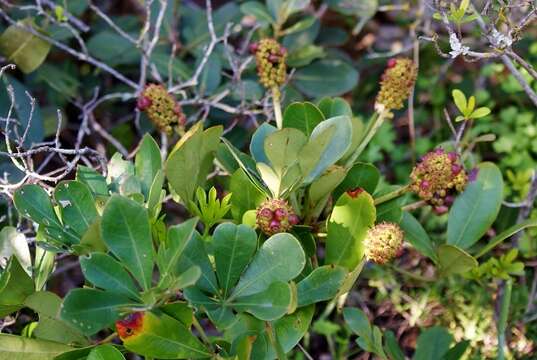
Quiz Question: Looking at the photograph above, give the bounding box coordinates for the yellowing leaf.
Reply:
[0,19,51,73]
[471,107,491,119]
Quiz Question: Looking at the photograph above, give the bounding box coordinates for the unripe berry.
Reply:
[256,198,297,235]
[138,84,185,134]
[253,39,287,91]
[364,222,404,264]
[375,58,417,111]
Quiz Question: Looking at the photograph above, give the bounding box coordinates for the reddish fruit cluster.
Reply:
[375,58,417,112]
[116,312,144,340]
[256,198,299,236]
[250,39,287,91]
[410,148,468,213]
[137,84,186,134]
[364,222,404,264]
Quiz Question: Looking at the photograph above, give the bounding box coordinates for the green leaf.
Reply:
[326,191,376,270]
[213,223,257,298]
[87,31,138,66]
[384,331,404,360]
[54,181,98,238]
[308,165,347,206]
[442,340,470,360]
[240,2,274,25]
[447,162,503,249]
[135,134,162,198]
[0,334,73,360]
[476,219,537,258]
[282,102,324,136]
[101,195,154,290]
[286,45,325,67]
[232,281,291,321]
[14,185,79,245]
[76,166,108,196]
[232,233,305,298]
[437,244,478,276]
[157,217,199,282]
[24,291,88,346]
[400,212,437,262]
[87,345,125,360]
[452,89,467,114]
[147,170,165,217]
[470,107,491,119]
[229,169,266,221]
[281,16,316,36]
[0,256,34,308]
[343,307,371,338]
[264,128,308,175]
[0,226,31,275]
[122,311,210,359]
[333,162,380,200]
[413,326,453,360]
[318,97,353,118]
[294,59,359,97]
[296,265,347,307]
[250,123,277,165]
[80,253,141,301]
[0,19,51,73]
[175,232,219,294]
[301,115,353,183]
[61,288,138,335]
[166,124,223,205]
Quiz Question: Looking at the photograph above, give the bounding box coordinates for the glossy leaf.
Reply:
[296,265,347,307]
[80,253,141,301]
[0,334,73,360]
[101,195,154,290]
[333,162,380,200]
[413,326,453,360]
[121,311,210,359]
[447,162,503,249]
[232,233,305,298]
[264,128,308,175]
[76,165,108,196]
[87,344,125,360]
[250,123,277,165]
[318,97,352,118]
[232,281,291,321]
[282,102,324,136]
[135,134,162,198]
[400,212,437,262]
[326,191,376,270]
[229,169,266,221]
[294,59,359,97]
[213,223,257,298]
[0,256,34,308]
[61,288,138,335]
[301,115,353,183]
[437,244,478,276]
[54,181,98,237]
[24,291,88,346]
[0,19,51,73]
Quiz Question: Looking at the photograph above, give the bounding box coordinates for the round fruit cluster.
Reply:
[137,84,186,134]
[410,148,468,214]
[364,222,404,264]
[256,198,299,236]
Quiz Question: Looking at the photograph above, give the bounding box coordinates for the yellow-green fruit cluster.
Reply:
[364,222,404,264]
[410,148,467,212]
[375,58,417,111]
[137,84,185,134]
[256,198,299,236]
[252,39,287,90]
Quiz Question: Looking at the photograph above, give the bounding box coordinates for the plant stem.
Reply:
[497,278,513,360]
[266,322,287,360]
[98,332,117,344]
[345,109,389,168]
[272,87,283,129]
[374,184,410,205]
[192,315,214,352]
[401,200,427,212]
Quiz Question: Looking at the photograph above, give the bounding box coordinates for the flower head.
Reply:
[252,39,287,91]
[138,84,186,134]
[364,222,404,264]
[410,148,467,210]
[375,58,417,112]
[256,198,298,236]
